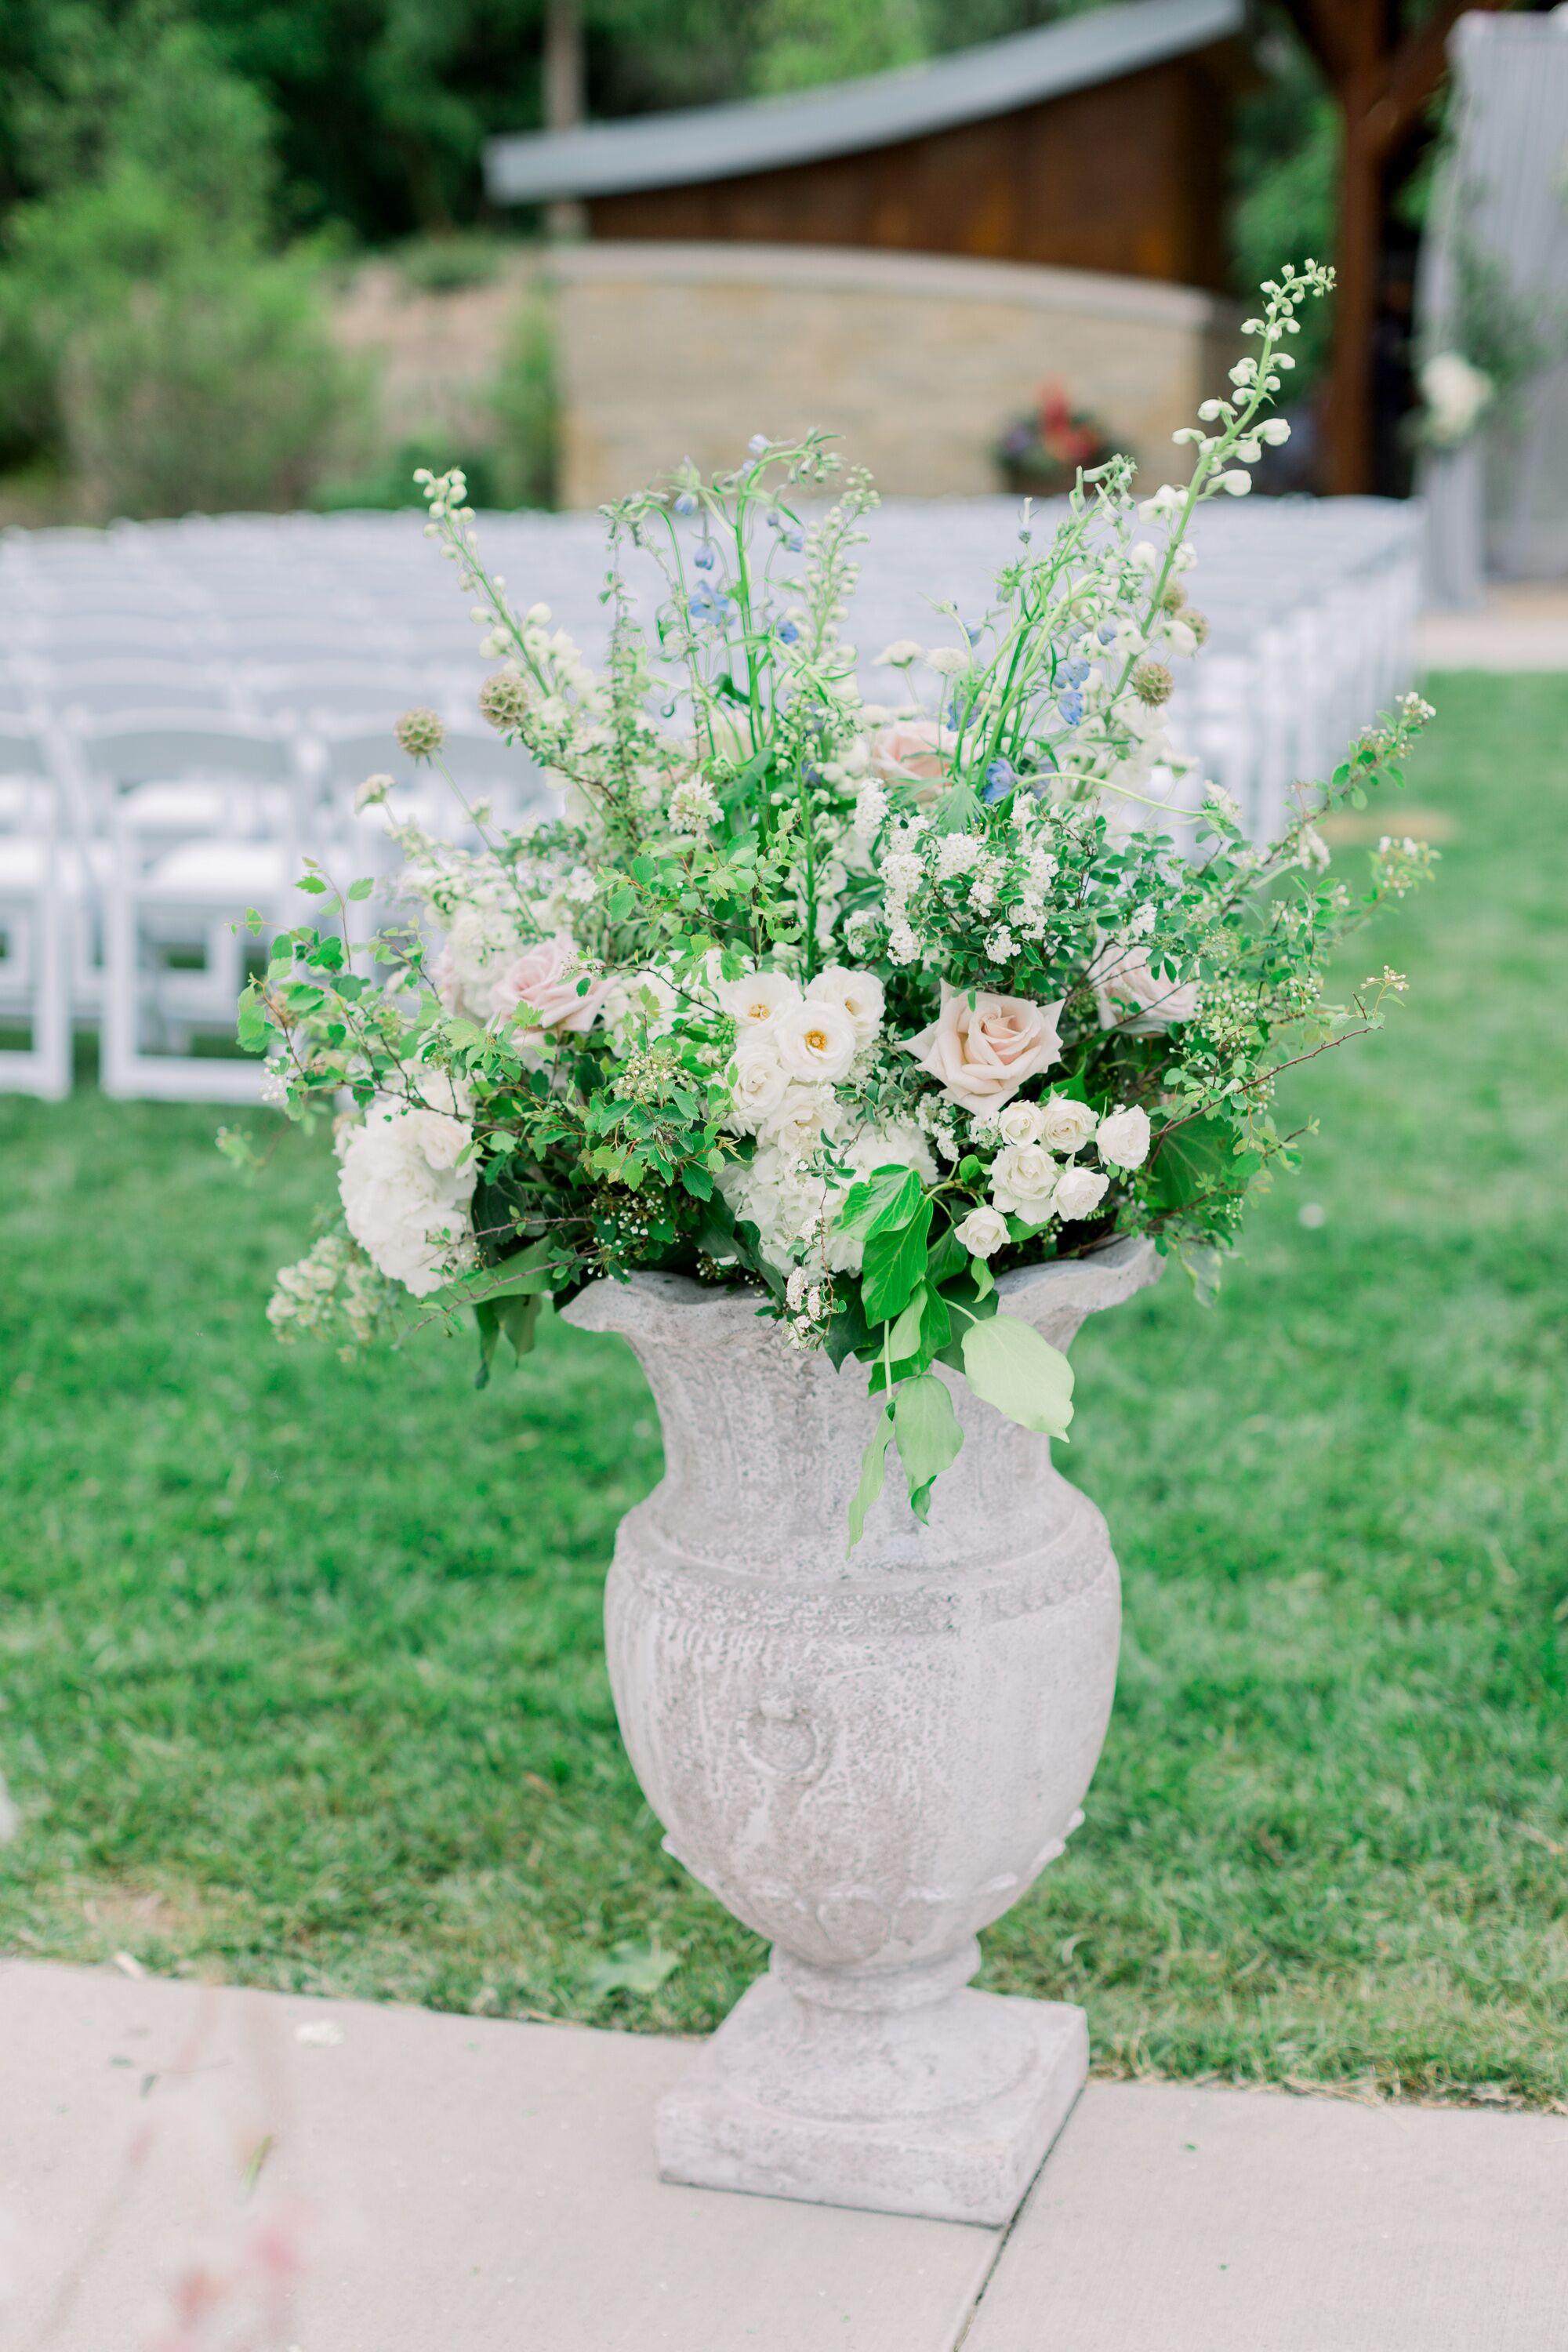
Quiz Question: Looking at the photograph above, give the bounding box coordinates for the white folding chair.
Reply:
[0,724,71,1098]
[92,721,314,1102]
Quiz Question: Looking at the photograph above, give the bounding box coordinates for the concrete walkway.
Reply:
[3,1960,1566,2351]
[1419,582,1568,670]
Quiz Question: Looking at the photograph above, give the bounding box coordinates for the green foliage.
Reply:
[0,2,355,510]
[487,292,557,509]
[959,1310,1073,1438]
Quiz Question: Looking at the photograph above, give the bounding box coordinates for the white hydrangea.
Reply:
[430,898,528,1020]
[338,1067,477,1297]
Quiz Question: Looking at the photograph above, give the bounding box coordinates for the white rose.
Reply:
[989,1140,1059,1219]
[1094,1103,1151,1171]
[996,1099,1047,1147]
[1052,1164,1110,1223]
[773,996,858,1083]
[954,1206,1009,1259]
[726,1039,789,1131]
[719,969,802,1029]
[1040,1095,1099,1154]
[806,964,884,1047]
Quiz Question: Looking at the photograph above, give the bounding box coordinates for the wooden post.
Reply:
[543,0,587,241]
[1280,0,1506,496]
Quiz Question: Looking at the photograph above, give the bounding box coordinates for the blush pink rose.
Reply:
[488,934,610,1035]
[901,982,1065,1114]
[869,719,957,798]
[1088,940,1200,1033]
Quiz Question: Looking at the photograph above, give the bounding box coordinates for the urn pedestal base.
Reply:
[655,1942,1087,2227]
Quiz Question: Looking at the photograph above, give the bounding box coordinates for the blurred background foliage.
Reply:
[0,0,1340,518]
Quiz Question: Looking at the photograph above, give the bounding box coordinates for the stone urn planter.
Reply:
[562,1232,1161,2225]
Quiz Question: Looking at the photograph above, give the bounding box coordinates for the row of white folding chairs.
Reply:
[0,711,550,1102]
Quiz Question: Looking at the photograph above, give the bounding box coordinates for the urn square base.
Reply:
[655,1976,1087,2228]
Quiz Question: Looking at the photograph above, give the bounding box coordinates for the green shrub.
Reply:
[488,293,557,510]
[60,249,359,519]
[394,233,508,296]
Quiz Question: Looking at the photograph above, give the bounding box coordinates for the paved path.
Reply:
[3,1960,1566,2350]
[1419,582,1568,670]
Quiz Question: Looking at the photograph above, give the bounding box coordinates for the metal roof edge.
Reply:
[486,0,1245,205]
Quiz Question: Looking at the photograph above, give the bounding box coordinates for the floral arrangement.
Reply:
[238,262,1436,1544]
[994,383,1115,497]
[1415,350,1494,452]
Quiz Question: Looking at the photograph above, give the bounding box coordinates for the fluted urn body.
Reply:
[564,1234,1160,2224]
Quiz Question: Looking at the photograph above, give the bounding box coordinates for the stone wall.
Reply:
[551,241,1238,507]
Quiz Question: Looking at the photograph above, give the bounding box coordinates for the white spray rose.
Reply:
[1052,1164,1110,1222]
[805,964,884,1048]
[773,996,859,1083]
[719,969,802,1030]
[1040,1095,1099,1154]
[954,1206,1009,1258]
[996,1098,1047,1146]
[726,1038,790,1132]
[1094,1103,1151,1171]
[989,1140,1059,1219]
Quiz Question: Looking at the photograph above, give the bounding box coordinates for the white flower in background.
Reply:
[774,996,858,1083]
[1095,1103,1151,1171]
[875,640,924,667]
[935,833,982,882]
[1420,351,1494,449]
[1052,1163,1110,1222]
[1089,939,1200,1032]
[954,1205,1009,1259]
[805,964,884,1048]
[763,1084,843,1159]
[668,775,720,833]
[925,646,970,677]
[869,720,956,795]
[338,1067,477,1297]
[720,969,802,1030]
[725,1038,790,1132]
[1040,1095,1099,1154]
[996,1098,1047,1146]
[355,771,393,812]
[852,779,889,839]
[989,1140,1059,1220]
[430,898,528,1020]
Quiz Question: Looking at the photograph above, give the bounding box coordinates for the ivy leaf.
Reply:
[833,1165,923,1247]
[884,1285,927,1364]
[893,1374,964,1522]
[960,1314,1074,1439]
[847,1408,895,1554]
[861,1197,933,1323]
[925,1221,968,1289]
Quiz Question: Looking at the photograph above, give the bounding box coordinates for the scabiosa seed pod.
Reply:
[1185,608,1210,648]
[1159,580,1188,614]
[478,666,532,733]
[395,707,445,760]
[1131,659,1174,707]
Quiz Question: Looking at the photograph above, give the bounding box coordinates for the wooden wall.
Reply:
[587,57,1233,292]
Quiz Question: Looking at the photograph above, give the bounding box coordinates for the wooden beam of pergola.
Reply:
[1279,0,1510,494]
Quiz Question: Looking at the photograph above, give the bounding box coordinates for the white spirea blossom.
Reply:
[338,1068,477,1297]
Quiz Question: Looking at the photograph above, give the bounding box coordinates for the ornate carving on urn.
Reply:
[564,1233,1160,2225]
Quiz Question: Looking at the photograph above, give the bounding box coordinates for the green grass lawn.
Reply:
[2,672,1565,2105]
